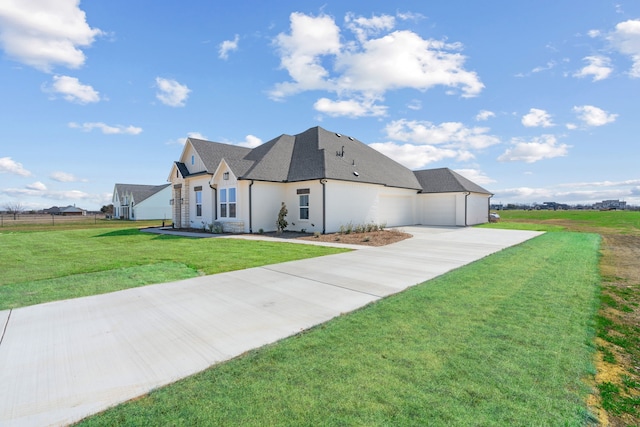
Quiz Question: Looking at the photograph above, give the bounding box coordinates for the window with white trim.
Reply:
[297,188,310,220]
[220,187,237,218]
[195,189,202,217]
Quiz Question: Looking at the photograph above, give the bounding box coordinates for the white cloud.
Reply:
[384,119,500,149]
[608,19,640,77]
[237,135,263,148]
[345,12,396,43]
[475,110,495,121]
[407,99,422,110]
[498,135,569,163]
[27,181,47,191]
[336,30,483,97]
[270,12,341,98]
[314,97,387,117]
[573,105,617,126]
[0,157,31,176]
[532,61,556,73]
[270,12,483,116]
[168,132,208,146]
[573,56,612,81]
[51,171,84,182]
[495,179,640,205]
[0,0,102,72]
[68,122,143,135]
[219,34,239,60]
[521,108,554,128]
[45,75,100,103]
[3,184,89,201]
[454,169,496,186]
[155,77,191,107]
[369,141,460,169]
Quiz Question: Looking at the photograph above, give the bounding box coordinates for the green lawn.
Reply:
[482,208,640,234]
[77,232,601,426]
[0,227,348,309]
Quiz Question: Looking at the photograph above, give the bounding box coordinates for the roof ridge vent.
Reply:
[348,136,354,140]
[335,133,341,137]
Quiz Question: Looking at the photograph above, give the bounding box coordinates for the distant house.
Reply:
[43,206,62,215]
[594,199,627,210]
[112,184,172,220]
[60,205,86,216]
[167,126,493,233]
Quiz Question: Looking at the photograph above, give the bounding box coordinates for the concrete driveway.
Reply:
[0,226,541,427]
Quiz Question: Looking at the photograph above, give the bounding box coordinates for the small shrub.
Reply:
[313,231,321,238]
[362,236,371,242]
[277,202,288,233]
[258,228,264,234]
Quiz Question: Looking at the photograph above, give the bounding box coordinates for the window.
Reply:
[299,194,309,220]
[220,189,227,217]
[191,155,195,165]
[220,188,236,218]
[195,190,202,217]
[228,188,236,218]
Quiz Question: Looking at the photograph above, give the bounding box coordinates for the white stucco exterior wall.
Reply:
[466,193,490,225]
[132,186,172,220]
[246,181,286,233]
[323,180,417,233]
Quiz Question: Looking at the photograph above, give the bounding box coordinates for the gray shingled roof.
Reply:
[413,168,492,194]
[186,126,422,190]
[187,138,252,176]
[114,183,171,204]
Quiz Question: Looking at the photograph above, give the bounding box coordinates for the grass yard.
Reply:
[483,210,640,426]
[0,225,348,310]
[76,231,601,426]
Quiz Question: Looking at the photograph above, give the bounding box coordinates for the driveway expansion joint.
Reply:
[260,266,385,298]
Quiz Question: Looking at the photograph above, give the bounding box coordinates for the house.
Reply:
[593,199,627,210]
[60,205,86,216]
[168,126,492,233]
[112,183,172,220]
[43,206,62,215]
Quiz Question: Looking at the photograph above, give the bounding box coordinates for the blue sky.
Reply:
[1,1,639,211]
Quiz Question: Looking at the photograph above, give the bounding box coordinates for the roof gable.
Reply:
[113,183,171,204]
[413,168,492,194]
[186,138,251,176]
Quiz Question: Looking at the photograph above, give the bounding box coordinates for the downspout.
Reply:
[213,188,217,220]
[464,191,470,226]
[209,180,217,221]
[320,179,327,234]
[249,180,254,234]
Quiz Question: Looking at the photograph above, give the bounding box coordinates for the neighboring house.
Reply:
[112,183,172,220]
[60,205,86,216]
[594,199,627,210]
[168,126,493,233]
[43,206,62,215]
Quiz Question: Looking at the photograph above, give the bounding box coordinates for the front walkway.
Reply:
[0,226,541,427]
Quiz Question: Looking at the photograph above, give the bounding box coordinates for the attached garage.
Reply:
[414,168,492,227]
